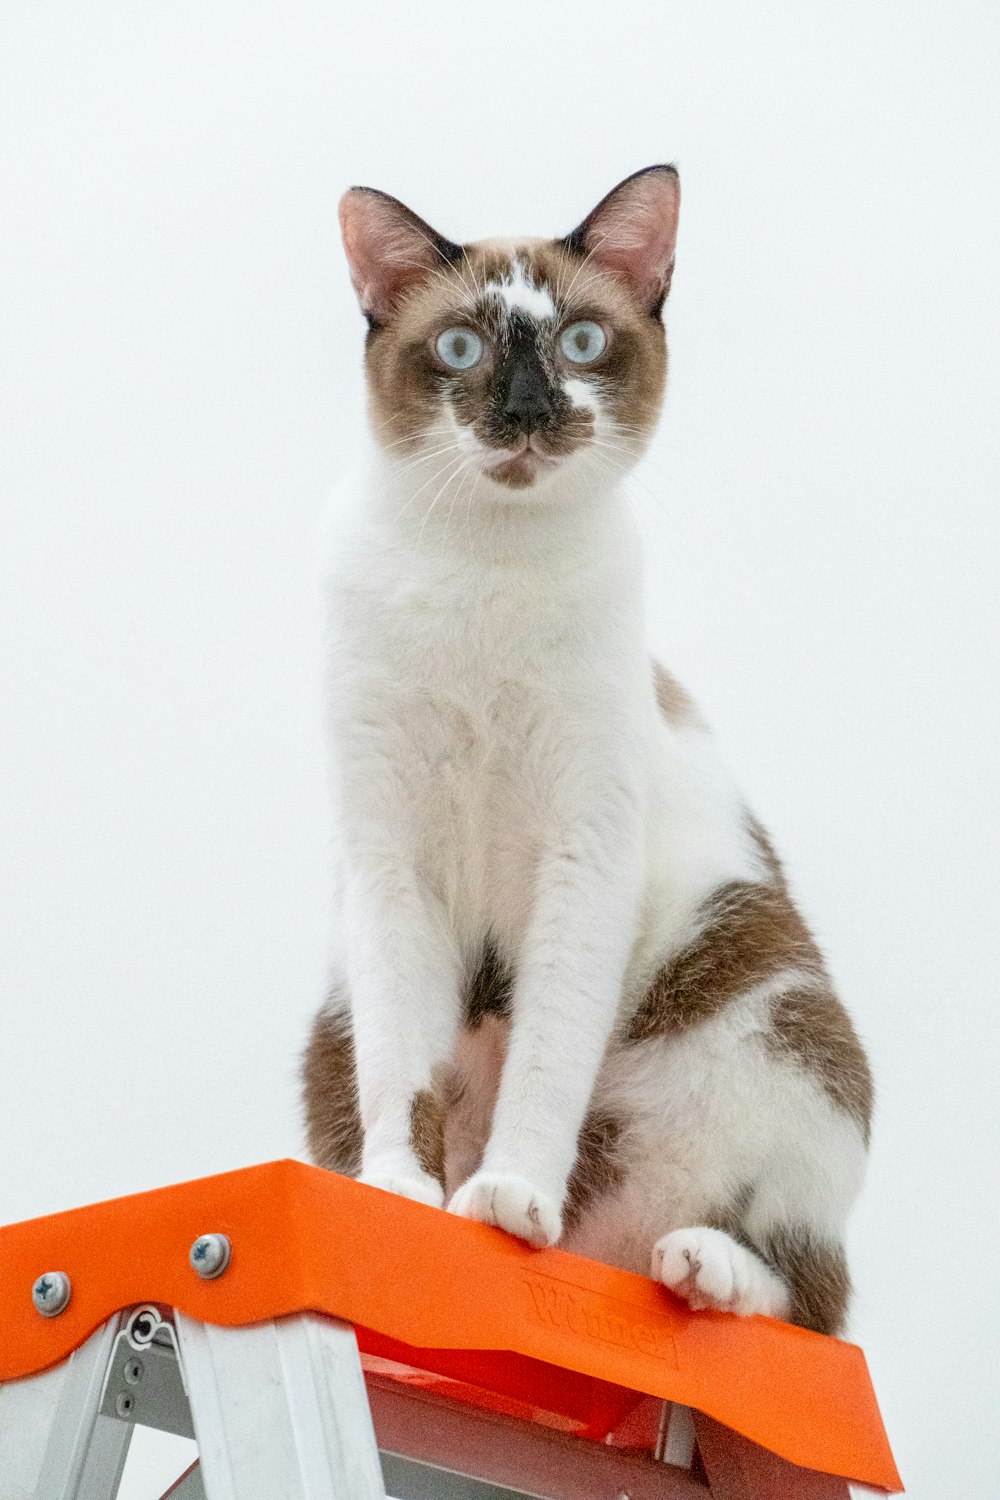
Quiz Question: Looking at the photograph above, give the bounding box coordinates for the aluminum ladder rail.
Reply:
[0,1297,712,1499]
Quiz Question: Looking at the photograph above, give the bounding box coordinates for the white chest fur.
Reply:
[322,459,669,962]
[321,453,767,974]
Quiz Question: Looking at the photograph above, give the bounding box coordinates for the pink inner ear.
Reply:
[339,189,453,323]
[580,169,680,309]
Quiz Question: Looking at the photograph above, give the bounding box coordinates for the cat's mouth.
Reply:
[480,434,566,489]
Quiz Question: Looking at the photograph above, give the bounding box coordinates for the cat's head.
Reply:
[339,166,680,494]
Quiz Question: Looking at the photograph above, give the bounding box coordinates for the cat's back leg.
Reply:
[565,968,871,1335]
[303,942,512,1197]
[652,1195,854,1335]
[650,980,869,1335]
[652,1225,792,1320]
[302,982,364,1178]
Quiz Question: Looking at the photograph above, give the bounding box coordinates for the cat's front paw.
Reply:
[360,1168,444,1210]
[449,1171,561,1249]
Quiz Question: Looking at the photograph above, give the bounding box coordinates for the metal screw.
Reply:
[32,1272,71,1317]
[189,1233,231,1278]
[115,1392,135,1419]
[123,1357,144,1385]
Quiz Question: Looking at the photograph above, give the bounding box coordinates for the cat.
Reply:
[302,165,872,1335]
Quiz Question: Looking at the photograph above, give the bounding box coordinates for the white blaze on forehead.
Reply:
[492,258,556,321]
[564,377,600,415]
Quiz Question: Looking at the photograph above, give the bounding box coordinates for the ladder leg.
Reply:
[159,1461,207,1499]
[0,1316,131,1500]
[74,1415,132,1500]
[692,1411,851,1498]
[174,1311,385,1500]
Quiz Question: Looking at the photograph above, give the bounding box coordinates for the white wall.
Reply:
[2,4,997,1495]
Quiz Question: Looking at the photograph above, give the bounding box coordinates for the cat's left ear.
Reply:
[339,186,462,326]
[562,165,680,317]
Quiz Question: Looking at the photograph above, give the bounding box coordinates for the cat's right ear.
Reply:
[561,165,681,317]
[339,187,463,327]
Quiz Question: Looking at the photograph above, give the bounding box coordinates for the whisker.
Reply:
[388,442,465,480]
[463,460,485,551]
[417,455,474,544]
[460,245,485,302]
[392,450,467,525]
[444,456,472,543]
[559,228,614,307]
[367,417,459,454]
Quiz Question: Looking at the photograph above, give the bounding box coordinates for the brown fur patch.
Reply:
[625,881,825,1043]
[302,1004,363,1177]
[463,938,514,1028]
[562,1108,626,1234]
[760,1229,851,1336]
[768,987,874,1144]
[703,1194,850,1334]
[409,1086,447,1187]
[745,812,786,884]
[652,660,700,728]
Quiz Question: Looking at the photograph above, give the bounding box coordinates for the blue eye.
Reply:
[559,321,607,364]
[435,327,484,369]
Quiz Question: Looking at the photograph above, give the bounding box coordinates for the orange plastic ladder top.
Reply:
[0,1160,901,1493]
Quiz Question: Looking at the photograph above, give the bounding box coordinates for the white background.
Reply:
[2,3,997,1495]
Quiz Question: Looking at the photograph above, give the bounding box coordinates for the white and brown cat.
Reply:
[303,166,872,1335]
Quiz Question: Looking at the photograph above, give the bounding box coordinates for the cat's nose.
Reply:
[502,358,553,430]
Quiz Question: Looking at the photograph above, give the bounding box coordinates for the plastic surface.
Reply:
[0,1159,902,1492]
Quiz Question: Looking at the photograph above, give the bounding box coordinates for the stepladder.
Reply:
[0,1160,903,1500]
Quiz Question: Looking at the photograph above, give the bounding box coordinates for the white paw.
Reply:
[449,1170,562,1248]
[359,1169,444,1209]
[652,1227,789,1319]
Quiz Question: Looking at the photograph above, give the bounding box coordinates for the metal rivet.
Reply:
[32,1272,71,1317]
[128,1308,157,1345]
[115,1392,135,1419]
[123,1357,144,1385]
[189,1233,231,1279]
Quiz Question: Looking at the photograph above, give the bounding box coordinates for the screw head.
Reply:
[32,1272,71,1317]
[189,1233,231,1279]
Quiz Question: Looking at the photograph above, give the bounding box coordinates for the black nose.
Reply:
[502,357,553,431]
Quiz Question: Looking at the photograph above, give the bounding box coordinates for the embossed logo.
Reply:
[522,1275,677,1366]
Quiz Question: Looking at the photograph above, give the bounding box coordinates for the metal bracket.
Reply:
[99,1304,195,1439]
